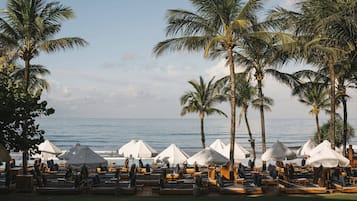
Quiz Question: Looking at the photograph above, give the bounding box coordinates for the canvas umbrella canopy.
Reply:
[261,141,296,161]
[123,140,157,158]
[306,140,349,168]
[222,142,250,160]
[118,140,137,156]
[0,144,11,162]
[58,143,82,160]
[296,139,316,157]
[33,139,62,160]
[187,147,229,166]
[209,139,226,155]
[154,144,189,165]
[66,145,107,168]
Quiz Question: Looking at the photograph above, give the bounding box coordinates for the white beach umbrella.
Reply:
[187,147,229,166]
[66,145,107,168]
[261,141,296,161]
[0,144,11,162]
[38,139,62,155]
[118,140,137,156]
[222,142,250,160]
[296,139,316,157]
[123,140,157,158]
[154,144,189,165]
[209,139,226,155]
[306,140,349,168]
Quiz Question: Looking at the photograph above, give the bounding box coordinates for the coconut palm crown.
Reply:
[181,76,227,149]
[0,0,88,93]
[154,0,263,171]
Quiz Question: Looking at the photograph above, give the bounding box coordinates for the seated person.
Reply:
[145,163,151,173]
[238,163,246,179]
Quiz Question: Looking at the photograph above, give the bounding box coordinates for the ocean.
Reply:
[37,117,357,157]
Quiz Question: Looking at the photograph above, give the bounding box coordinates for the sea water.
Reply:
[37,117,357,156]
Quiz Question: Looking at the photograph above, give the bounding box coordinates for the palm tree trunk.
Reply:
[257,77,266,153]
[328,55,336,149]
[227,47,236,177]
[24,58,30,92]
[244,107,256,160]
[200,114,205,149]
[256,73,267,170]
[342,97,347,156]
[315,114,321,143]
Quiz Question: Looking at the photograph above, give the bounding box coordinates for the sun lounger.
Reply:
[36,183,81,195]
[279,180,327,194]
[333,183,357,193]
[159,183,194,195]
[219,183,263,195]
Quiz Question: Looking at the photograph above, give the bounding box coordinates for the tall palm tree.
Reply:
[332,63,357,154]
[234,36,295,156]
[0,0,87,174]
[0,0,88,93]
[180,76,227,149]
[268,0,356,149]
[153,0,263,170]
[292,78,330,143]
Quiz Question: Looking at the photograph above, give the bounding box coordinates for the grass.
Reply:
[1,193,357,201]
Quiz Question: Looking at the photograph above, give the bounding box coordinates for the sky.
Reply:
[1,0,357,120]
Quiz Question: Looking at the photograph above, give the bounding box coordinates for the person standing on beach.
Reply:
[129,164,137,188]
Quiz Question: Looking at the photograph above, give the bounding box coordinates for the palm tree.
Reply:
[180,76,227,149]
[0,0,88,93]
[234,36,295,156]
[12,65,50,92]
[0,0,87,174]
[153,0,263,170]
[268,0,356,149]
[292,78,330,143]
[333,63,357,155]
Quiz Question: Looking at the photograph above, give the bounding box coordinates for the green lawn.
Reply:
[1,193,357,201]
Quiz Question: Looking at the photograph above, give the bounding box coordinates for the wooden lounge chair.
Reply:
[219,183,263,195]
[159,183,194,195]
[332,183,357,193]
[36,183,81,195]
[279,180,327,194]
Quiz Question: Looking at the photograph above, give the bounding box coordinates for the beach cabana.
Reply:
[209,139,226,155]
[118,140,137,156]
[0,144,11,162]
[154,144,189,165]
[222,142,250,160]
[306,140,349,168]
[122,140,157,158]
[296,139,316,157]
[66,145,107,168]
[33,139,62,160]
[187,147,228,166]
[261,141,296,161]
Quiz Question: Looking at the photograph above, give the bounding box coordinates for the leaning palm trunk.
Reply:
[315,114,321,143]
[200,114,206,149]
[342,97,347,156]
[328,55,336,149]
[227,47,236,176]
[244,107,256,160]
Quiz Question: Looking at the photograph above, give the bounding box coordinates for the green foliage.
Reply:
[0,64,54,155]
[316,119,355,147]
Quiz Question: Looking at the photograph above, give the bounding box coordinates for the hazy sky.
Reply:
[2,0,357,120]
